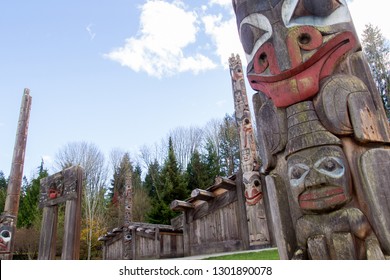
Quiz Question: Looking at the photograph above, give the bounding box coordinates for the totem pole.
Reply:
[229,54,270,247]
[232,0,390,259]
[123,172,133,227]
[123,171,133,259]
[0,89,32,260]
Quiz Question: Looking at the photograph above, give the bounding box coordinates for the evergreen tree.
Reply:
[17,161,48,228]
[143,159,161,199]
[186,149,209,191]
[362,24,390,120]
[0,171,8,212]
[148,138,187,224]
[203,140,222,186]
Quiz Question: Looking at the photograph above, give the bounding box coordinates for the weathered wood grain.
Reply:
[38,206,58,260]
[359,148,390,255]
[191,189,215,201]
[170,200,194,211]
[307,235,329,260]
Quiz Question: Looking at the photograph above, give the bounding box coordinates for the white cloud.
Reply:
[104,0,216,78]
[202,14,245,68]
[209,0,232,8]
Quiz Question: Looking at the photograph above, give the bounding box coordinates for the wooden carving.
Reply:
[124,172,133,227]
[229,54,270,246]
[38,166,83,260]
[232,0,390,259]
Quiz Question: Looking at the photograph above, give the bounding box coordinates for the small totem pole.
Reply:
[123,172,133,227]
[232,0,390,259]
[229,54,270,246]
[122,171,134,260]
[0,89,32,260]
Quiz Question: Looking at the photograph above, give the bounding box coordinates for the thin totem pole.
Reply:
[0,89,32,260]
[229,54,270,246]
[232,0,390,259]
[123,171,133,259]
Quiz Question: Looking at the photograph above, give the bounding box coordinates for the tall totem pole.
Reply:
[229,54,271,247]
[0,89,32,260]
[232,0,390,259]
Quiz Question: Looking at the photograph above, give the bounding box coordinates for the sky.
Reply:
[1,0,389,180]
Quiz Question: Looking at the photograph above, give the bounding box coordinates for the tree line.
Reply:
[0,114,240,259]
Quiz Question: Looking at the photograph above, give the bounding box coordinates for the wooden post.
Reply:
[182,212,190,257]
[155,227,160,259]
[61,167,83,259]
[131,227,137,260]
[0,89,32,259]
[38,206,58,260]
[235,169,250,250]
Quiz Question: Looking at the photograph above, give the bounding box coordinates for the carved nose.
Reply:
[304,169,327,188]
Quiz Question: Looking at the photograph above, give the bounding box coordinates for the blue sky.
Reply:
[1,0,389,179]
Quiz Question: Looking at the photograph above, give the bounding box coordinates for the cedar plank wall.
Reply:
[171,175,250,257]
[103,234,123,260]
[188,199,242,256]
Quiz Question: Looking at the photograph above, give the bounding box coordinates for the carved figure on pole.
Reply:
[229,54,270,246]
[232,0,390,259]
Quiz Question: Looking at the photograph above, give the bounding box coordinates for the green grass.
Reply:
[203,249,280,260]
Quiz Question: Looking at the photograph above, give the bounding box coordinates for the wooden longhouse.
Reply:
[99,222,184,260]
[99,173,274,259]
[171,173,274,257]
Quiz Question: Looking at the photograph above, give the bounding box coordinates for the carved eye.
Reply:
[289,164,309,187]
[290,166,306,179]
[239,13,272,62]
[0,230,11,242]
[314,157,344,178]
[293,0,342,18]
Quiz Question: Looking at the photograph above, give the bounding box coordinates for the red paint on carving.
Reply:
[248,31,357,107]
[300,186,344,201]
[253,42,280,75]
[245,188,263,205]
[298,186,347,211]
[0,237,7,250]
[49,189,57,199]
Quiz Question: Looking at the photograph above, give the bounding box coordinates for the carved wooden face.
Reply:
[233,0,358,107]
[287,145,351,213]
[243,171,263,205]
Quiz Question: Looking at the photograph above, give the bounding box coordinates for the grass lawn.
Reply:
[203,249,280,260]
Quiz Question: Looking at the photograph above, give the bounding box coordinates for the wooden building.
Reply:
[99,222,183,260]
[171,174,274,257]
